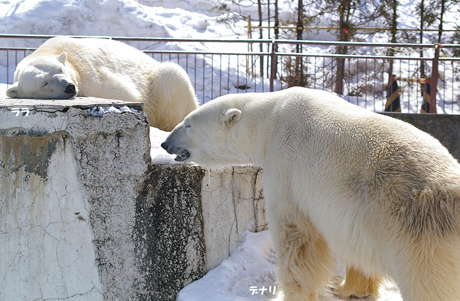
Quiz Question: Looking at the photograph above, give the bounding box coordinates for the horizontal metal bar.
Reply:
[247,26,459,32]
[1,34,460,49]
[273,52,436,60]
[439,44,460,48]
[113,37,274,44]
[0,34,274,44]
[0,47,37,51]
[0,48,453,61]
[0,34,111,40]
[440,57,460,61]
[139,50,442,60]
[144,50,271,56]
[274,40,436,48]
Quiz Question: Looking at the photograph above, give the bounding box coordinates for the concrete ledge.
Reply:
[0,97,145,111]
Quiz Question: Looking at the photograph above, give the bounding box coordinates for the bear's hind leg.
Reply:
[333,266,382,299]
[276,221,334,301]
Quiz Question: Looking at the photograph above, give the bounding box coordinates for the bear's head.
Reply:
[6,52,78,99]
[161,96,246,169]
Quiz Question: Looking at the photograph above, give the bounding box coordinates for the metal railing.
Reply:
[1,34,459,113]
[270,40,460,114]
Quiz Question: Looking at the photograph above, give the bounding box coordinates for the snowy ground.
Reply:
[176,231,403,301]
[1,0,459,300]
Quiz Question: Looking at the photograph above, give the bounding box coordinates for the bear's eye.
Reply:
[40,82,48,88]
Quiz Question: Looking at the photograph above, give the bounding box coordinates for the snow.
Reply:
[84,105,141,117]
[177,231,279,301]
[178,230,403,301]
[0,0,458,300]
[149,127,178,164]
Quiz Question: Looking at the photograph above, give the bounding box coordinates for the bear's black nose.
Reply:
[65,83,76,95]
[161,142,169,151]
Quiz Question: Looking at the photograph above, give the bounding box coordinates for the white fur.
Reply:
[163,87,460,301]
[6,37,198,131]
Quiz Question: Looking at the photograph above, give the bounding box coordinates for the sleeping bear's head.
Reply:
[6,52,78,99]
[161,95,245,169]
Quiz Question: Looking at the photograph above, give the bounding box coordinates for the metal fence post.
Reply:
[430,44,440,113]
[270,39,277,92]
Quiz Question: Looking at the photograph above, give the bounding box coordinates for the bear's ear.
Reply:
[57,52,67,64]
[6,83,19,98]
[222,108,242,127]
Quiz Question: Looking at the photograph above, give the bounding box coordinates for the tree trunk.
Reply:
[258,0,264,77]
[335,0,351,94]
[388,0,398,90]
[274,0,279,77]
[296,0,304,86]
[274,0,279,40]
[438,0,445,44]
[420,0,425,94]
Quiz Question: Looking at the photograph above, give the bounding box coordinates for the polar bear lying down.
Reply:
[6,37,198,131]
[162,87,460,301]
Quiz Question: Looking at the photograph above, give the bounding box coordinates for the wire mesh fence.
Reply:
[1,35,459,113]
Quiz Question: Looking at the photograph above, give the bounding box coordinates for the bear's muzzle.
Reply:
[161,141,191,162]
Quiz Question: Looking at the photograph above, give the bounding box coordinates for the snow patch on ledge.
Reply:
[84,105,141,117]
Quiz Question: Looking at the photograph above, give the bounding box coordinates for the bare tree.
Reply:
[387,0,398,87]
[274,0,279,74]
[257,0,264,77]
[420,0,426,80]
[299,0,391,94]
[335,0,352,94]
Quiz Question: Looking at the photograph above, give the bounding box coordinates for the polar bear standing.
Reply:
[162,87,460,301]
[6,37,198,131]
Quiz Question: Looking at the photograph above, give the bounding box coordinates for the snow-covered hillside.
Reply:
[1,0,459,110]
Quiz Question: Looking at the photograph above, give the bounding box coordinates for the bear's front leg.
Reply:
[334,266,382,299]
[275,220,334,301]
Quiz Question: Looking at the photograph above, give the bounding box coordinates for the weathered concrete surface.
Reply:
[0,132,104,301]
[134,164,206,300]
[0,97,151,300]
[0,97,267,301]
[70,108,151,300]
[202,166,266,272]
